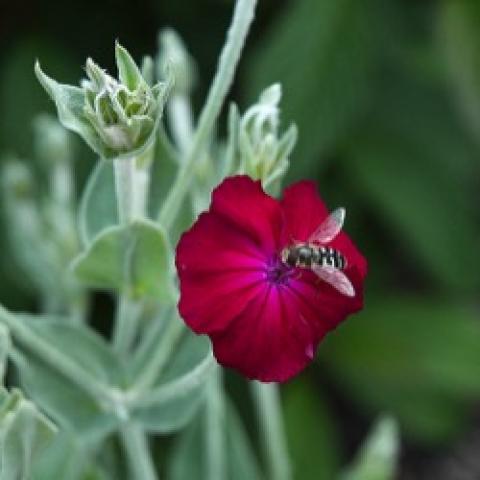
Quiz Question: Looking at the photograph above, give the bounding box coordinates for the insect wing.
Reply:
[312,265,355,297]
[307,207,345,244]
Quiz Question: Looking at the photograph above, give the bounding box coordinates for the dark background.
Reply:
[2,0,480,478]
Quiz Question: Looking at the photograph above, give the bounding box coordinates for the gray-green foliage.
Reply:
[2,0,479,477]
[1,118,85,319]
[0,3,291,478]
[12,316,124,440]
[168,401,262,480]
[0,387,57,480]
[72,219,176,302]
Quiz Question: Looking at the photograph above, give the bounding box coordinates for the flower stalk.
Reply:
[120,422,158,480]
[113,157,138,225]
[112,155,144,353]
[252,382,292,480]
[132,314,184,393]
[158,0,257,229]
[205,367,227,480]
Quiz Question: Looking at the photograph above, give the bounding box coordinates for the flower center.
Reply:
[265,256,295,285]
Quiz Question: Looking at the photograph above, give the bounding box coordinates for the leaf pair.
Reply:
[12,316,212,440]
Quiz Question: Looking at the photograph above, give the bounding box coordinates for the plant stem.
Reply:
[132,315,184,393]
[112,155,147,354]
[113,157,138,224]
[158,0,257,230]
[112,294,143,355]
[168,94,194,155]
[128,352,214,409]
[0,305,113,406]
[205,367,226,480]
[251,382,292,480]
[113,156,157,480]
[120,422,158,480]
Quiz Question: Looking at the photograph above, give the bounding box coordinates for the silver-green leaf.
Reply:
[12,316,123,440]
[72,219,175,301]
[34,62,110,158]
[78,160,118,246]
[131,333,213,434]
[0,387,57,480]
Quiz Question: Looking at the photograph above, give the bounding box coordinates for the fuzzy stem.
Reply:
[158,0,257,229]
[205,367,226,480]
[251,382,292,480]
[112,155,147,354]
[120,422,158,480]
[113,156,157,479]
[112,294,143,355]
[113,157,138,224]
[132,315,184,393]
[128,352,214,409]
[168,94,195,155]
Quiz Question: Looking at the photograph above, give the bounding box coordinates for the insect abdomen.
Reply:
[284,245,346,270]
[317,246,346,270]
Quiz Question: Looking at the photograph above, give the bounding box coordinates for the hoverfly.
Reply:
[281,208,355,297]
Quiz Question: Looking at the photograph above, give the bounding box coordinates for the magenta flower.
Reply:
[176,176,367,382]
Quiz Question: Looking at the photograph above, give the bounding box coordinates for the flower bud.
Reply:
[35,42,173,160]
[229,84,297,189]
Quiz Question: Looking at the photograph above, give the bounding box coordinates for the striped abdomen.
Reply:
[282,244,346,270]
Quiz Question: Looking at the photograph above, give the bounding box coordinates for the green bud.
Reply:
[35,42,173,160]
[157,28,196,96]
[230,84,297,189]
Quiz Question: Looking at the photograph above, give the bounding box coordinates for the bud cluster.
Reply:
[231,84,297,189]
[36,43,172,160]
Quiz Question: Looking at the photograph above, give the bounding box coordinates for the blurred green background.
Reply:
[2,0,480,478]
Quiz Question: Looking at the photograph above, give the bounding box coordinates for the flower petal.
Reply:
[211,284,321,382]
[280,180,329,244]
[210,175,283,254]
[177,211,267,334]
[287,268,365,335]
